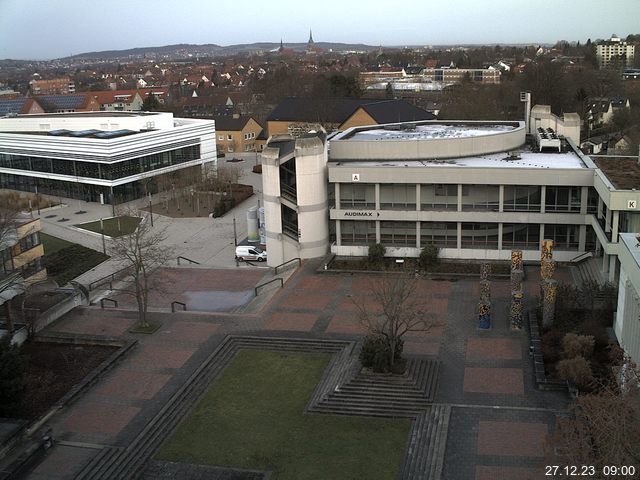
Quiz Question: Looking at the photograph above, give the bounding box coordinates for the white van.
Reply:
[235,245,267,262]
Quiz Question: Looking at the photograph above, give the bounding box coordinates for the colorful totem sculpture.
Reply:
[478,263,491,329]
[510,290,524,330]
[509,250,525,330]
[540,239,557,327]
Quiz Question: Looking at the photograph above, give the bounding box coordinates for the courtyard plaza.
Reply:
[21,255,570,480]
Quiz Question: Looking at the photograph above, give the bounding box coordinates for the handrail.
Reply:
[569,251,593,263]
[254,278,283,296]
[100,298,118,309]
[171,301,187,312]
[274,257,301,275]
[88,266,131,291]
[177,256,200,266]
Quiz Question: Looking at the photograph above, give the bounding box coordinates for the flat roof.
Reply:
[592,156,640,190]
[346,123,517,141]
[330,149,586,169]
[10,111,159,118]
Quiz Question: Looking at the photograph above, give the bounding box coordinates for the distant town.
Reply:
[0,30,639,480]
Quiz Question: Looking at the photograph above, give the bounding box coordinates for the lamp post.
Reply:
[148,193,153,227]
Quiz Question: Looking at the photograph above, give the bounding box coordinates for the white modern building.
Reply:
[614,233,640,367]
[0,111,216,203]
[596,35,636,68]
[261,108,640,281]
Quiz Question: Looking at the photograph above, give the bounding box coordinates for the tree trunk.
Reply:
[5,302,13,334]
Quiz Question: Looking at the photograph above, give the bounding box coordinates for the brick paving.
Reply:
[263,311,319,331]
[477,421,549,457]
[63,403,141,437]
[475,465,540,480]
[129,344,197,369]
[24,259,574,480]
[463,367,525,395]
[93,371,171,400]
[466,337,522,360]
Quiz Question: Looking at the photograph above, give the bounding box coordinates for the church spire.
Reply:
[279,38,284,51]
[308,30,314,44]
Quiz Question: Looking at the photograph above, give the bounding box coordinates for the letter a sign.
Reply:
[352,173,360,182]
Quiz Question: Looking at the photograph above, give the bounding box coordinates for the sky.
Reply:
[0,0,639,60]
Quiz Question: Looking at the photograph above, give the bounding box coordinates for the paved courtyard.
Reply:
[25,260,568,479]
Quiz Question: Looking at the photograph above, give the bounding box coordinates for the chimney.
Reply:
[233,113,240,119]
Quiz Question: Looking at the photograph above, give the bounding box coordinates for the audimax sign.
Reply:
[342,211,380,217]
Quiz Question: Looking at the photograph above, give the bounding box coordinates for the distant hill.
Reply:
[61,42,379,60]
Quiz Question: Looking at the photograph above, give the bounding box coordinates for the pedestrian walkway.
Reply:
[23,259,571,480]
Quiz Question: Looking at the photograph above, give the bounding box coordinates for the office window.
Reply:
[502,223,540,249]
[461,223,499,249]
[380,221,416,246]
[421,184,457,210]
[340,220,376,245]
[420,222,457,248]
[339,183,375,209]
[503,186,541,212]
[379,184,416,210]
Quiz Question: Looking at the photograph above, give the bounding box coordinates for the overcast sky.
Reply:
[1,0,639,60]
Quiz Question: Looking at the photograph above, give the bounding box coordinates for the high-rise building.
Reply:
[596,34,635,68]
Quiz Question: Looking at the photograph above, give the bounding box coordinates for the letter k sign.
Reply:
[352,173,360,182]
[629,200,637,209]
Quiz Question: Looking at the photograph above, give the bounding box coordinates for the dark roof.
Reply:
[213,115,255,131]
[356,100,436,124]
[266,97,435,124]
[593,157,640,190]
[36,94,87,110]
[0,98,29,115]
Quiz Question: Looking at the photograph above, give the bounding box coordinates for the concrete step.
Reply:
[400,404,451,480]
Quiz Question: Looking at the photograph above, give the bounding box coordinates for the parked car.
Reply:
[235,245,267,262]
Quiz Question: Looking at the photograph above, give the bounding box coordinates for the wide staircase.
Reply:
[75,336,448,480]
[576,256,605,285]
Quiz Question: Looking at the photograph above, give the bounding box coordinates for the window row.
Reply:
[338,184,594,213]
[339,221,580,250]
[0,145,200,181]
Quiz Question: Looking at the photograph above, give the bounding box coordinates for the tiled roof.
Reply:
[266,97,435,124]
[213,115,257,131]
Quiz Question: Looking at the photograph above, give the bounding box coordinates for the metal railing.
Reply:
[569,251,593,263]
[274,257,301,275]
[88,266,131,291]
[177,256,200,266]
[254,278,283,296]
[100,298,118,309]
[171,301,187,312]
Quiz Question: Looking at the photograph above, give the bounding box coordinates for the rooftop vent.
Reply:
[504,152,522,161]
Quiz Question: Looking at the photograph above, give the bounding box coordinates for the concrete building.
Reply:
[596,35,635,68]
[261,108,640,282]
[614,232,640,367]
[0,111,216,204]
[0,216,46,287]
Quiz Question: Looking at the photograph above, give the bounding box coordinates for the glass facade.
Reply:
[545,186,581,212]
[461,185,500,211]
[502,223,540,249]
[503,185,541,212]
[421,184,457,210]
[420,222,457,248]
[380,184,416,210]
[461,223,499,249]
[380,221,416,246]
[340,220,376,245]
[0,145,200,181]
[544,224,580,250]
[340,184,375,209]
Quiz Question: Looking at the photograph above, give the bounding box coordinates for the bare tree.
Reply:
[109,213,173,327]
[0,197,25,334]
[354,274,442,371]
[548,356,640,475]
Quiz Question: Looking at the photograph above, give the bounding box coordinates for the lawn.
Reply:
[40,233,73,254]
[157,350,411,479]
[75,216,141,237]
[41,233,109,285]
